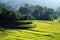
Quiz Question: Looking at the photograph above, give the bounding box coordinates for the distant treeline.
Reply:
[0,3,58,21]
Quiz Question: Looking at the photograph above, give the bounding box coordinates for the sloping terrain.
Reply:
[0,20,60,40]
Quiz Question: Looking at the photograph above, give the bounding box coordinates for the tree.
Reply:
[32,5,44,19]
[18,4,57,20]
[19,4,30,14]
[43,8,56,20]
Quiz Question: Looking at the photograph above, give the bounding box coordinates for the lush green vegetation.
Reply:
[0,20,60,40]
[0,2,60,40]
[0,3,58,27]
[0,2,58,28]
[18,4,57,20]
[0,3,57,21]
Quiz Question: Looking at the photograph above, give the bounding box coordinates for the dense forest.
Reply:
[0,1,60,40]
[0,2,59,21]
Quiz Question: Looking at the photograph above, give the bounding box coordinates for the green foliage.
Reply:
[0,6,17,27]
[0,3,58,21]
[18,4,57,20]
[19,4,30,14]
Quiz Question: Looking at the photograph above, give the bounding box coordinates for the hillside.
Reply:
[0,20,60,40]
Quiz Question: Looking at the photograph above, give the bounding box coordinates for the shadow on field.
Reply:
[0,21,36,31]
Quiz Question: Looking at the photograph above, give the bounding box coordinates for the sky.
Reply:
[0,0,60,9]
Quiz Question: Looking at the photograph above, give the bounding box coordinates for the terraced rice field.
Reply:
[0,20,60,40]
